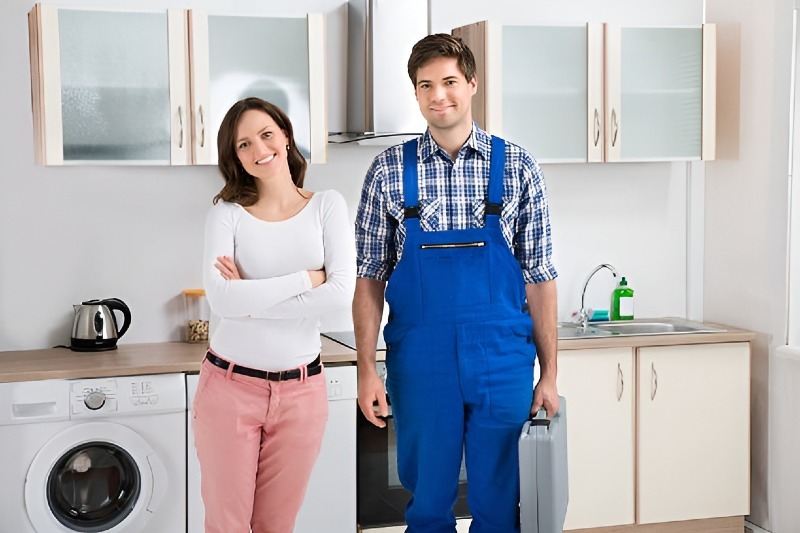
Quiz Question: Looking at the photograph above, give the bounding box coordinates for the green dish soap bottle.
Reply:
[610,277,635,320]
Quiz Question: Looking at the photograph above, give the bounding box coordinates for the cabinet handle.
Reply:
[178,106,184,149]
[611,108,619,148]
[616,363,624,401]
[198,105,206,148]
[593,109,601,147]
[650,362,658,400]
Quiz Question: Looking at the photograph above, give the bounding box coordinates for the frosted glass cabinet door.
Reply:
[58,10,170,163]
[190,12,326,165]
[28,5,189,165]
[606,26,703,161]
[502,26,588,163]
[58,9,170,163]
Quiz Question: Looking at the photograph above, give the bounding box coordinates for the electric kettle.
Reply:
[70,298,132,352]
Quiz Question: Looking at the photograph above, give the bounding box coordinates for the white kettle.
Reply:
[70,298,132,352]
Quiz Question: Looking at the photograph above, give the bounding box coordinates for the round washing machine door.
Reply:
[24,421,167,533]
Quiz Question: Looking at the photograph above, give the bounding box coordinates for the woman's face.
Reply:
[234,109,290,182]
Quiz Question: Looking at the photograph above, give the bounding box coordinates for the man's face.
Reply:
[414,56,477,134]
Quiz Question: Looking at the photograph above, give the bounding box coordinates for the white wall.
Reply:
[1,0,701,351]
[705,0,795,530]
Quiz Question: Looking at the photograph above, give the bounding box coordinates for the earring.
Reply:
[286,144,290,152]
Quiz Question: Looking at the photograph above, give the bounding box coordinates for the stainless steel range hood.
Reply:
[329,0,429,144]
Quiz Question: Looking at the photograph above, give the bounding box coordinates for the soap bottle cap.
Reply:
[619,277,628,286]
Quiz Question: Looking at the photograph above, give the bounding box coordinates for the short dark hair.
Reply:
[407,33,476,87]
[214,97,307,206]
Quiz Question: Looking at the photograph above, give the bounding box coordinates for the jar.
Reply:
[183,289,210,343]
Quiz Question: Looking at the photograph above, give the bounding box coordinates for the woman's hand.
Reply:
[215,256,242,281]
[308,269,327,288]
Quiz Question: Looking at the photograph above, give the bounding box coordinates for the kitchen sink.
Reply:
[557,318,726,339]
[557,322,610,339]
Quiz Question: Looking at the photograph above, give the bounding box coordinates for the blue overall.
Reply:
[382,137,536,533]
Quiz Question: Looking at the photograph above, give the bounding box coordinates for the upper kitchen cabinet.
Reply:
[188,11,326,165]
[452,21,716,163]
[605,24,716,161]
[28,4,189,165]
[27,4,327,166]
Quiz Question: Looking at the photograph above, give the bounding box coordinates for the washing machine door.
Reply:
[24,422,167,533]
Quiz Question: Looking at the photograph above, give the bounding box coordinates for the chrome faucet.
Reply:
[576,263,619,329]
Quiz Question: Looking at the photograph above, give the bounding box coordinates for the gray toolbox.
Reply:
[519,396,569,533]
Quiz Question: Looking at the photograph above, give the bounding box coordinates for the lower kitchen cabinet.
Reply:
[637,342,750,524]
[557,341,750,531]
[557,347,635,530]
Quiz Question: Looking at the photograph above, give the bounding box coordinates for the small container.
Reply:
[610,277,635,320]
[183,289,210,343]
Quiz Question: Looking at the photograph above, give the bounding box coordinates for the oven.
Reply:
[356,361,470,528]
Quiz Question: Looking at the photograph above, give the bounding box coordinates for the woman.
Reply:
[193,97,355,533]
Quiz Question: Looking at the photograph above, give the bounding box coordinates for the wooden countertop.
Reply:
[0,336,357,383]
[0,322,755,383]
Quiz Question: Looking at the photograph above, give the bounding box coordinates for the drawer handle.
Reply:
[198,105,206,148]
[650,362,658,400]
[616,363,624,401]
[178,105,184,149]
[593,108,601,147]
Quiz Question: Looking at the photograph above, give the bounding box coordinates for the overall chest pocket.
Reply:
[419,240,490,312]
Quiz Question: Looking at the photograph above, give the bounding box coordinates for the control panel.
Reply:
[71,380,117,415]
[69,373,185,417]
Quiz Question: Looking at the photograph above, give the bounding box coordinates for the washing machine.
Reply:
[186,364,358,532]
[0,373,186,532]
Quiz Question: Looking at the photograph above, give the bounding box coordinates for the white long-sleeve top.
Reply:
[203,189,356,370]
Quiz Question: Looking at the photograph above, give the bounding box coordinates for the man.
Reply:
[353,33,559,533]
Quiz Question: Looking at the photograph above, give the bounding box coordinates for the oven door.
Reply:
[357,364,470,528]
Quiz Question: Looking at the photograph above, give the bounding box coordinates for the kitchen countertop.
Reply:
[0,322,755,383]
[557,321,756,350]
[0,336,357,383]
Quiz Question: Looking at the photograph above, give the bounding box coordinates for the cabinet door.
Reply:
[501,24,603,163]
[557,348,635,529]
[28,4,189,165]
[637,342,750,524]
[605,24,716,162]
[453,22,603,163]
[189,12,327,165]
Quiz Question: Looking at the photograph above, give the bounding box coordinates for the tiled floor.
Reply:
[363,518,471,532]
[746,521,770,533]
[367,519,765,532]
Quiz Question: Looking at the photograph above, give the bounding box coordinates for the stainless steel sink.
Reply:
[557,322,610,339]
[557,318,726,339]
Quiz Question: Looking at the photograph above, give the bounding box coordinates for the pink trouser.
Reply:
[192,356,329,533]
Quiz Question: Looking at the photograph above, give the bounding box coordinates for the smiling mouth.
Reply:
[256,154,276,165]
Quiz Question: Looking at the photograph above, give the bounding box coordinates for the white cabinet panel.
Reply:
[558,347,635,529]
[637,342,750,523]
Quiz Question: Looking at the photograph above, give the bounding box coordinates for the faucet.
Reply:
[576,263,619,329]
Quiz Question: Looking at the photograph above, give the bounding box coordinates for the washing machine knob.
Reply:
[84,391,106,410]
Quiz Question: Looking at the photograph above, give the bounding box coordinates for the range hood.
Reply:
[329,0,428,144]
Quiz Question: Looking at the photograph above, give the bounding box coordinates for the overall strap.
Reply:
[402,140,421,223]
[486,136,506,226]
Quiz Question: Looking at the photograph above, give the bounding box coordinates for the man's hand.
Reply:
[357,367,389,428]
[531,376,559,419]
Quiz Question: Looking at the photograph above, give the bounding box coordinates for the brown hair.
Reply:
[213,97,307,206]
[407,33,477,87]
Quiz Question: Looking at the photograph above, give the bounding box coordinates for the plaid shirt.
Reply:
[355,123,558,284]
